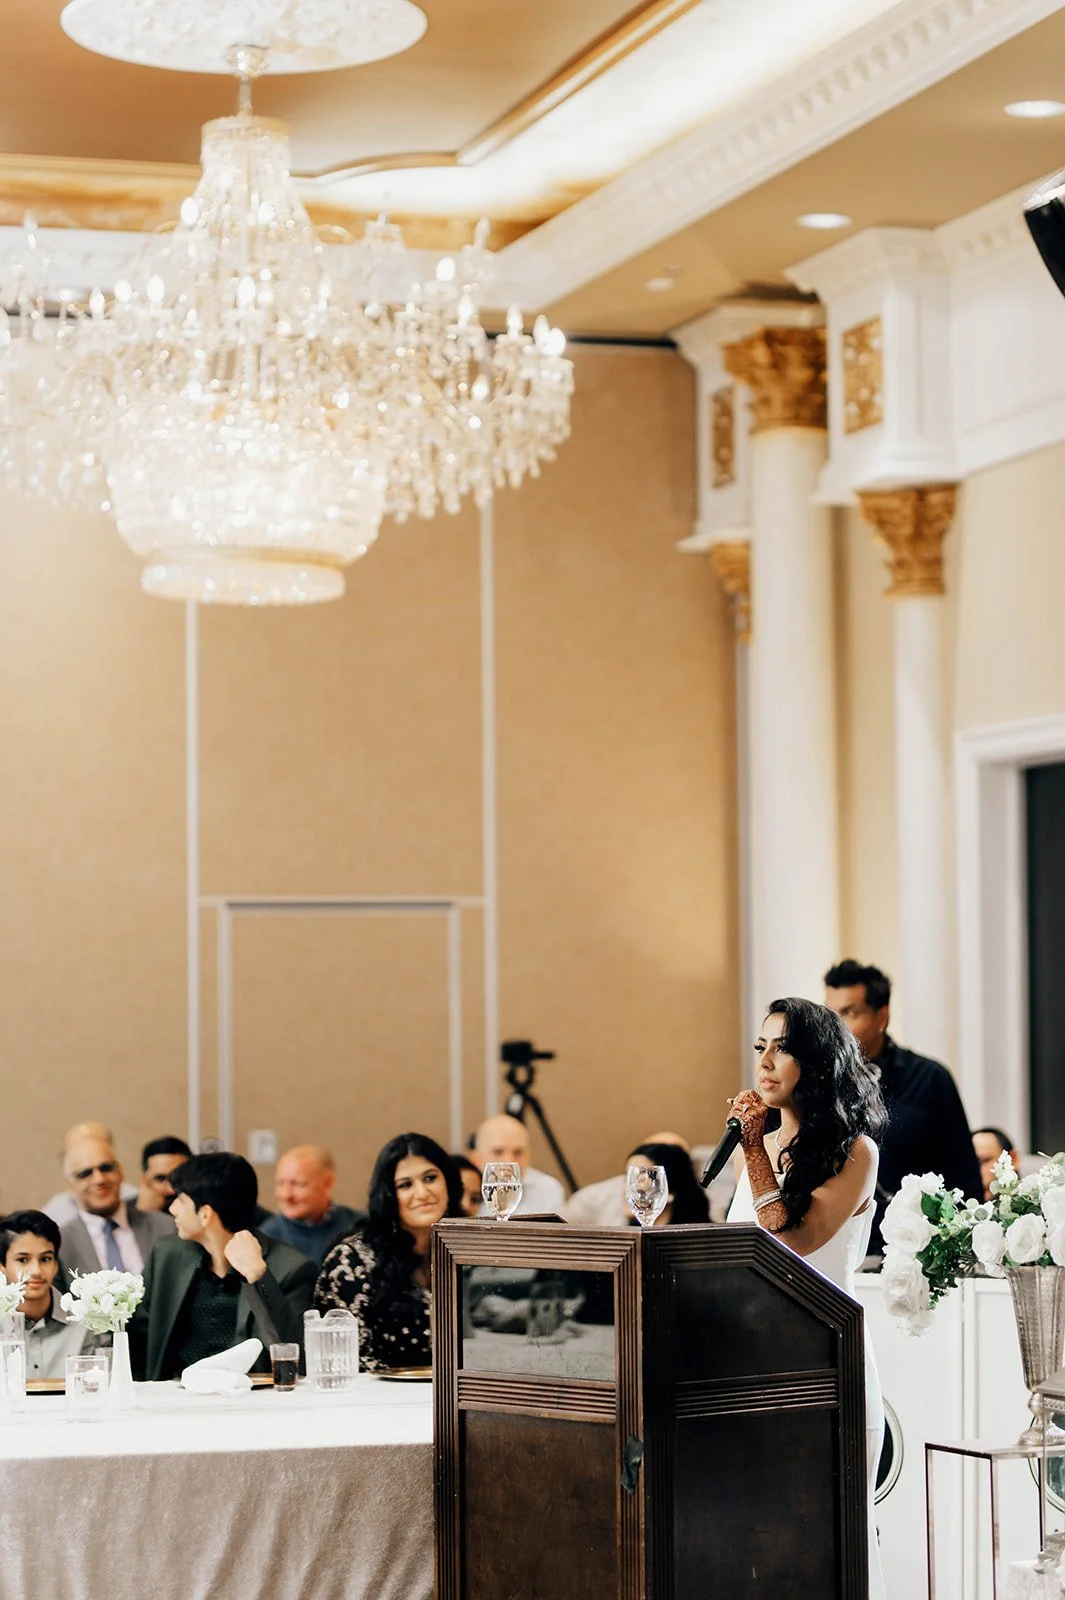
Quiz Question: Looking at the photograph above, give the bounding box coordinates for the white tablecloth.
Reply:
[0,1377,433,1600]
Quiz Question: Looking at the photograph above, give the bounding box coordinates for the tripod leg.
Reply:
[517,1092,579,1195]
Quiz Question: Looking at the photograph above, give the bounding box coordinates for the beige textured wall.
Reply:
[954,442,1065,731]
[0,343,739,1212]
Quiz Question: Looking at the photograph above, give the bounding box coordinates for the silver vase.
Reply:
[1007,1264,1065,1446]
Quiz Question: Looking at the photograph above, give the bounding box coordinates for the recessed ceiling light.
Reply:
[796,212,853,230]
[645,275,678,292]
[1004,99,1065,119]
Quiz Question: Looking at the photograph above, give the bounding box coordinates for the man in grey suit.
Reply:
[59,1132,174,1281]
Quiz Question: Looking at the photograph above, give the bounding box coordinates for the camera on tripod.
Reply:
[501,1038,556,1095]
[499,1039,576,1194]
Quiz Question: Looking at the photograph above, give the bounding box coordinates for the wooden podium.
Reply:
[432,1219,868,1599]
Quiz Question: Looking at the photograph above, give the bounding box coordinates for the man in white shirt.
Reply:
[472,1114,566,1216]
[565,1132,695,1225]
[58,1133,174,1280]
[42,1122,139,1226]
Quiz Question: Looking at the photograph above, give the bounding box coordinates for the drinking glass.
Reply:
[270,1343,300,1391]
[0,1336,25,1417]
[66,1354,109,1420]
[626,1163,669,1227]
[481,1161,523,1221]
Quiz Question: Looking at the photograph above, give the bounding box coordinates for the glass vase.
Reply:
[108,1328,136,1412]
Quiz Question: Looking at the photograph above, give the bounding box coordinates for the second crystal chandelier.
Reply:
[0,22,573,605]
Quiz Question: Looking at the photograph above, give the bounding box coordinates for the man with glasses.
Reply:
[58,1132,174,1280]
[824,958,983,1255]
[43,1121,140,1227]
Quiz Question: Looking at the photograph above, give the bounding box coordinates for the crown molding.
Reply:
[935,179,1042,274]
[787,227,949,301]
[493,0,1064,311]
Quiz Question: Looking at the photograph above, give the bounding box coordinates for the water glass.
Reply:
[0,1337,25,1417]
[482,1161,523,1221]
[66,1354,109,1421]
[626,1163,669,1227]
[270,1342,299,1392]
[304,1308,360,1391]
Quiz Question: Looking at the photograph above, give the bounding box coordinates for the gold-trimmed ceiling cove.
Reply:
[0,0,693,242]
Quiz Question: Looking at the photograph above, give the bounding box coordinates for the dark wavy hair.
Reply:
[628,1143,709,1225]
[360,1134,465,1323]
[766,997,886,1231]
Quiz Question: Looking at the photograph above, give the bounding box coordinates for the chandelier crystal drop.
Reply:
[0,52,573,605]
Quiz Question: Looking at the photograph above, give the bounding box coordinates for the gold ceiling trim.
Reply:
[0,0,699,242]
[295,0,702,184]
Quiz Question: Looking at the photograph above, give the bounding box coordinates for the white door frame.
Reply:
[955,713,1065,1145]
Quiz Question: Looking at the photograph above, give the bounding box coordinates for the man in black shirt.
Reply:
[130,1152,317,1380]
[824,959,983,1255]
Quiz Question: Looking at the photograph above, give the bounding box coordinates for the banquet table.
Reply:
[0,1376,433,1600]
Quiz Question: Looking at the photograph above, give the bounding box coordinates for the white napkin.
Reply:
[180,1338,263,1394]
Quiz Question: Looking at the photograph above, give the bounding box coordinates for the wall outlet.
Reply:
[248,1129,278,1165]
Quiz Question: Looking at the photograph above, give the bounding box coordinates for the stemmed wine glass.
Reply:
[481,1161,523,1221]
[626,1163,669,1228]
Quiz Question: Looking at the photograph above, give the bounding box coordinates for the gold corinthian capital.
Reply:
[722,327,827,433]
[708,541,751,641]
[857,485,958,598]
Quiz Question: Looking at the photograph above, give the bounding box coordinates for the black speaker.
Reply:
[1025,169,1065,299]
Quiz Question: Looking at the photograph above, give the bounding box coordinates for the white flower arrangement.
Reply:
[60,1269,144,1335]
[884,1152,1065,1335]
[0,1273,28,1323]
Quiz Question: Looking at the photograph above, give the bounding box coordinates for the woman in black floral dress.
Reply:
[314,1133,464,1371]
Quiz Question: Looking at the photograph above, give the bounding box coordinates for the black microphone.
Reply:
[700,1118,743,1188]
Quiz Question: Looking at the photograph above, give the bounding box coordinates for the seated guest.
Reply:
[137,1136,193,1213]
[0,1211,98,1380]
[628,1142,710,1226]
[451,1154,483,1218]
[130,1152,317,1381]
[824,958,983,1249]
[59,1132,174,1279]
[472,1114,565,1215]
[564,1133,690,1226]
[973,1126,1021,1201]
[43,1122,139,1226]
[315,1134,464,1372]
[260,1144,364,1263]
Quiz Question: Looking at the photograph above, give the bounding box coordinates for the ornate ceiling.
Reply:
[2,0,1064,331]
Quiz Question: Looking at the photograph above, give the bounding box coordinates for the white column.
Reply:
[725,327,839,1010]
[893,599,949,1061]
[859,485,956,1062]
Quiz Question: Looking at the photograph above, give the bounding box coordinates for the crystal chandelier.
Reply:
[0,44,573,605]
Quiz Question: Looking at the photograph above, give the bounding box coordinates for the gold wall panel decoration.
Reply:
[842,316,883,435]
[857,483,957,598]
[709,540,751,640]
[710,385,736,488]
[723,327,826,433]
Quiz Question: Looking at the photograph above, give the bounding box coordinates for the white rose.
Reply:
[882,1252,933,1333]
[971,1219,1007,1277]
[1005,1213,1047,1265]
[1048,1224,1065,1267]
[918,1173,945,1195]
[881,1195,934,1255]
[1042,1187,1065,1227]
[1017,1174,1044,1199]
[893,1175,927,1211]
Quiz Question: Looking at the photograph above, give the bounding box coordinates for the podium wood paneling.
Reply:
[432,1220,867,1600]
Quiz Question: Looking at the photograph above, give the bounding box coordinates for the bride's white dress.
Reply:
[728,1167,886,1600]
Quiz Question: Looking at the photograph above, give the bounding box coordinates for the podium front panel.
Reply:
[433,1220,868,1600]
